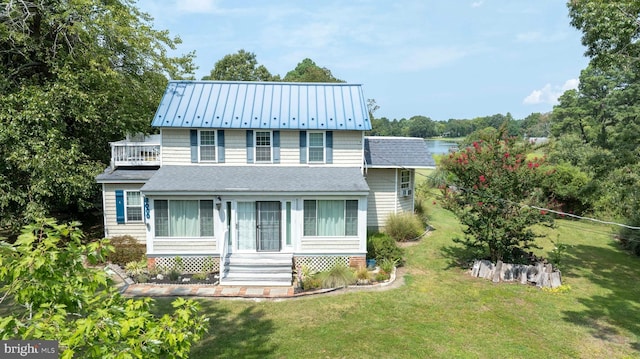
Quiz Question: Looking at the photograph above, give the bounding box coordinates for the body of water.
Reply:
[425,139,459,155]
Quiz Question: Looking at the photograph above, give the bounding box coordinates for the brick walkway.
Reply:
[123,284,295,298]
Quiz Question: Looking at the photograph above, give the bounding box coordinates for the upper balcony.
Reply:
[110,134,161,168]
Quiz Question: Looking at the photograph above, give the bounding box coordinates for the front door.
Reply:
[236,201,281,252]
[257,201,281,252]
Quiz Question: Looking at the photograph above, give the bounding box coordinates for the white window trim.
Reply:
[307,131,326,164]
[400,170,411,189]
[125,191,143,223]
[198,129,217,163]
[302,199,359,237]
[153,198,216,238]
[254,130,273,163]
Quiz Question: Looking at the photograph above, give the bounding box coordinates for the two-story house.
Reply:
[96,80,434,286]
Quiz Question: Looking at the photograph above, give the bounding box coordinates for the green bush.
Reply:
[302,277,322,290]
[384,212,424,242]
[106,235,146,266]
[315,264,355,289]
[367,233,404,265]
[374,271,390,282]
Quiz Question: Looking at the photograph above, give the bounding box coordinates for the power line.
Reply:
[364,144,640,231]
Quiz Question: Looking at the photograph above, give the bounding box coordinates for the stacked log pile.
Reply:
[470,260,562,288]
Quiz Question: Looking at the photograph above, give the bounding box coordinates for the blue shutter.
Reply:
[273,130,280,164]
[326,131,333,164]
[299,131,307,164]
[190,130,198,163]
[217,130,225,163]
[246,130,254,163]
[115,190,125,224]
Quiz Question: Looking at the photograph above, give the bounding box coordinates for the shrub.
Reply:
[367,233,404,264]
[315,264,356,289]
[302,277,322,290]
[375,271,390,282]
[124,260,147,278]
[379,258,398,274]
[106,235,146,266]
[354,266,372,283]
[384,212,424,242]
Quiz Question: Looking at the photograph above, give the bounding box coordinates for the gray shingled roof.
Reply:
[364,137,435,168]
[140,166,369,194]
[96,168,158,183]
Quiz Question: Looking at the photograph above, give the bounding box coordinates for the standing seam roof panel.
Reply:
[151,81,371,130]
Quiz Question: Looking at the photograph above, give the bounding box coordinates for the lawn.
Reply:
[153,190,640,358]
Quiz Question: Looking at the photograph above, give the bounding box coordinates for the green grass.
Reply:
[151,192,640,358]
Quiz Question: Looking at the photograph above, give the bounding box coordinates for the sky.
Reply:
[136,0,589,122]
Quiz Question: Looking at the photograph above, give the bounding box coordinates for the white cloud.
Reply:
[176,0,216,13]
[471,1,484,8]
[523,79,579,105]
[398,47,468,71]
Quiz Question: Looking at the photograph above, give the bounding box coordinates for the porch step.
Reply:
[220,253,293,287]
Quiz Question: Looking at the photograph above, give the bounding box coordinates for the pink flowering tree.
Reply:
[440,131,554,263]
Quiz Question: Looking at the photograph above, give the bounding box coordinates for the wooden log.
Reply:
[501,263,514,281]
[471,260,481,277]
[492,260,503,283]
[478,260,493,279]
[549,271,562,288]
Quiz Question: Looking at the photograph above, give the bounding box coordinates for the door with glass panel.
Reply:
[257,201,281,252]
[236,201,281,252]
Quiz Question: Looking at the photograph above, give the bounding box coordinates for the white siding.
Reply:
[365,168,398,230]
[332,131,363,166]
[161,129,191,165]
[103,183,147,242]
[299,238,361,252]
[159,129,363,166]
[224,129,247,163]
[152,239,217,254]
[280,130,299,164]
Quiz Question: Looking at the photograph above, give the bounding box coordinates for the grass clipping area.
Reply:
[155,195,640,359]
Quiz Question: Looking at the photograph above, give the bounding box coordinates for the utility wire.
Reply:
[364,145,640,231]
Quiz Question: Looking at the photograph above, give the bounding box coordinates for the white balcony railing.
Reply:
[111,137,161,167]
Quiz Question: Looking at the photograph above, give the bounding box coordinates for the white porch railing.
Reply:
[111,142,160,167]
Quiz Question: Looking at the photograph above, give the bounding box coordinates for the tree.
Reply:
[568,0,640,67]
[0,219,208,358]
[283,58,344,82]
[405,115,437,138]
[0,0,195,232]
[440,129,554,262]
[202,49,279,81]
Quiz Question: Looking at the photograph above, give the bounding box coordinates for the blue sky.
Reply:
[136,0,589,121]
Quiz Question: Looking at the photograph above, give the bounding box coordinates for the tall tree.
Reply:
[0,0,195,232]
[202,50,279,81]
[284,58,344,82]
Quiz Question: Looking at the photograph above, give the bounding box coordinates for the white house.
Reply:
[96,81,434,286]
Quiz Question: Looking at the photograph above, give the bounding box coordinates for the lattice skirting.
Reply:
[153,256,220,274]
[294,256,350,273]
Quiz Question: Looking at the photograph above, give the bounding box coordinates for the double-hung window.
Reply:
[125,191,143,222]
[154,199,214,237]
[308,132,325,163]
[303,200,358,236]
[400,170,411,190]
[255,131,272,162]
[199,130,216,162]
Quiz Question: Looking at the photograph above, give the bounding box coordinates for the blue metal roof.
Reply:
[151,81,371,131]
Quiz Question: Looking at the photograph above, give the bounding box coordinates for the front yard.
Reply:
[154,196,640,358]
